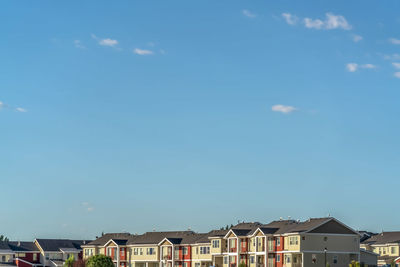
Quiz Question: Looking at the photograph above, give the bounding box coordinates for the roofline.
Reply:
[223,229,237,239]
[157,238,174,246]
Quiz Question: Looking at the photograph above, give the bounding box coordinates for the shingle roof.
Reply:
[35,239,91,252]
[8,242,39,252]
[362,232,400,245]
[84,233,133,246]
[207,230,228,238]
[128,231,195,245]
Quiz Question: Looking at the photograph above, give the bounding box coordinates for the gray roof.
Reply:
[8,242,39,252]
[128,231,195,245]
[35,239,91,252]
[84,233,133,246]
[0,241,39,252]
[362,232,400,245]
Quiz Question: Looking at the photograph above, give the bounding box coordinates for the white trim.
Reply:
[158,238,173,246]
[223,230,237,239]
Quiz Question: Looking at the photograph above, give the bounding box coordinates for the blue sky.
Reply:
[1,0,400,240]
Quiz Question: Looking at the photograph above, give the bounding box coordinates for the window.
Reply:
[121,249,125,257]
[333,255,338,264]
[391,247,396,254]
[224,257,228,264]
[200,247,210,254]
[253,238,256,247]
[195,263,201,267]
[1,256,5,262]
[276,255,280,262]
[323,237,328,242]
[285,255,291,264]
[289,237,298,245]
[147,248,156,255]
[183,263,188,267]
[183,247,188,255]
[276,238,280,246]
[33,254,37,261]
[133,248,138,255]
[139,248,143,255]
[302,236,305,241]
[212,240,220,248]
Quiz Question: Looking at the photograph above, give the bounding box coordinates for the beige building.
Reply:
[83,217,370,267]
[361,232,400,266]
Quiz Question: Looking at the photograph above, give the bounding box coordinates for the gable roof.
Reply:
[35,239,91,252]
[362,232,400,245]
[84,233,133,247]
[8,242,39,252]
[128,231,195,245]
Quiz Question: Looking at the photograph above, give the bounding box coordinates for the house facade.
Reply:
[83,217,365,267]
[360,232,400,266]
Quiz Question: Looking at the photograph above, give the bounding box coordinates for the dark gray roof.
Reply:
[362,232,400,245]
[84,233,133,246]
[128,231,195,245]
[8,242,39,252]
[35,239,91,252]
[207,230,228,238]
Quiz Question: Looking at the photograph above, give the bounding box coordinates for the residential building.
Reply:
[361,231,400,266]
[84,217,366,267]
[34,239,90,267]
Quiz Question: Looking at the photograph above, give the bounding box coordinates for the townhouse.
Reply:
[83,217,368,267]
[0,239,89,267]
[360,231,400,266]
[34,239,90,267]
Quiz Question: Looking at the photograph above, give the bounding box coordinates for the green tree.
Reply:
[349,261,361,267]
[0,235,9,242]
[86,255,114,267]
[239,263,247,267]
[64,255,75,267]
[391,260,396,267]
[326,263,330,267]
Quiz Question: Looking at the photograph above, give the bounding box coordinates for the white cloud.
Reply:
[346,63,376,72]
[16,107,27,112]
[392,63,400,69]
[271,105,297,114]
[91,34,119,47]
[82,202,94,212]
[352,34,363,42]
[74,40,86,49]
[282,13,298,25]
[394,72,400,78]
[383,54,400,60]
[99,38,118,47]
[0,101,3,109]
[346,63,358,72]
[242,9,257,18]
[389,38,400,45]
[134,48,154,55]
[361,64,376,69]
[304,13,351,30]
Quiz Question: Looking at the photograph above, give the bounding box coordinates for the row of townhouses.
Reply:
[1,217,400,267]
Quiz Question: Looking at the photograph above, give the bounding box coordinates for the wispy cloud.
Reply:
[282,13,298,25]
[91,34,119,47]
[271,105,297,114]
[352,34,363,42]
[394,72,400,78]
[81,202,95,212]
[304,13,352,30]
[346,63,377,72]
[16,107,27,112]
[134,48,154,55]
[389,38,400,45]
[392,63,400,69]
[383,54,400,61]
[242,9,257,18]
[0,101,27,112]
[74,40,86,49]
